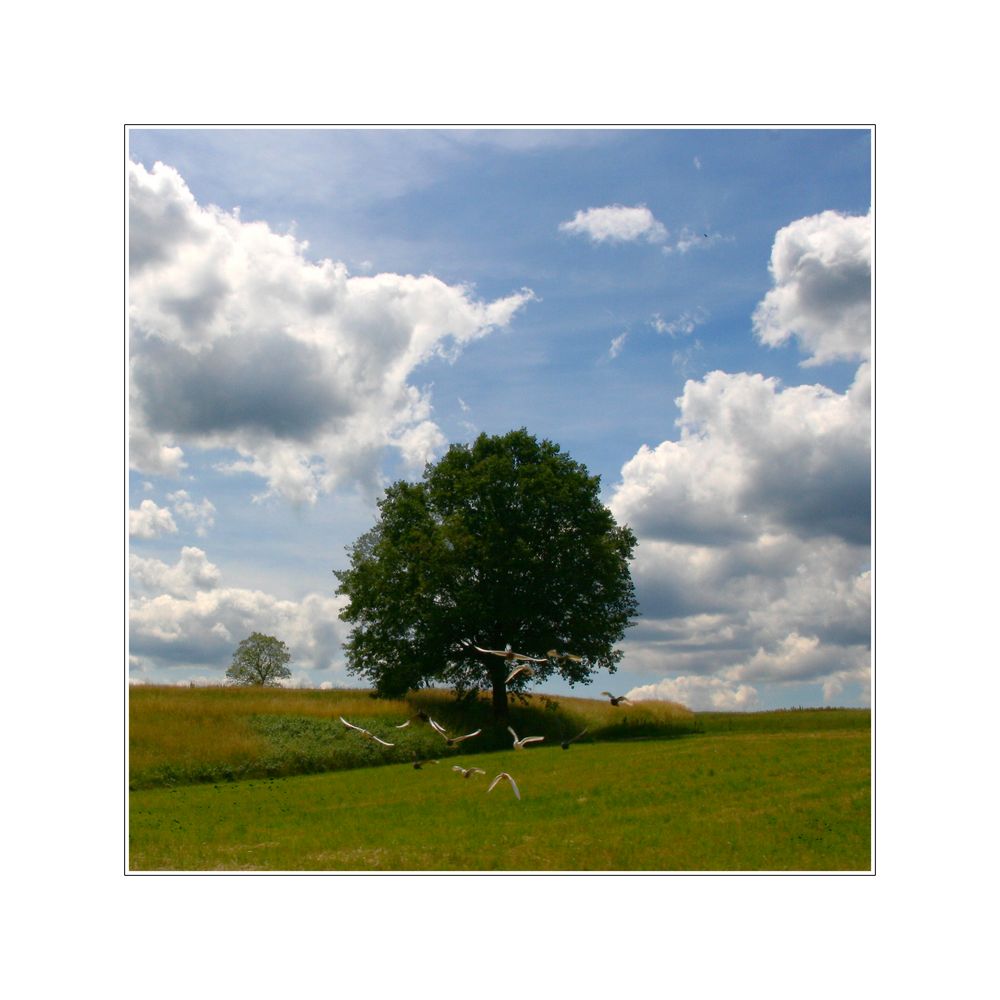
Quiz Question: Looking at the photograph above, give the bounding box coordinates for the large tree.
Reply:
[225,632,292,686]
[334,429,638,717]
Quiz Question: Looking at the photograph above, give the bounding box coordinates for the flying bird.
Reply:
[560,728,589,750]
[412,758,439,770]
[395,710,431,729]
[452,765,486,778]
[487,772,521,800]
[547,649,583,663]
[508,725,544,750]
[472,644,548,664]
[339,716,395,746]
[505,664,535,684]
[601,692,632,707]
[429,718,483,747]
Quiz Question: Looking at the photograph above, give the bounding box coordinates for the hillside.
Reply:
[128,684,702,789]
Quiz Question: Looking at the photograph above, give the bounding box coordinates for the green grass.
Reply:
[129,727,870,871]
[696,707,871,734]
[128,685,699,789]
[128,685,870,871]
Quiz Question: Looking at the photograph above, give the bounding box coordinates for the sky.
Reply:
[127,126,871,710]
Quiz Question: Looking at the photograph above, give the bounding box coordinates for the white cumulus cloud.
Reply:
[610,209,871,707]
[627,675,760,711]
[725,632,869,685]
[559,204,668,244]
[753,208,871,366]
[129,160,535,503]
[612,362,870,547]
[129,499,177,539]
[130,546,221,598]
[129,545,349,678]
[166,489,216,536]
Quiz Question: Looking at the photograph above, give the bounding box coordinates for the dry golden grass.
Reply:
[537,691,695,730]
[130,685,410,777]
[128,683,696,787]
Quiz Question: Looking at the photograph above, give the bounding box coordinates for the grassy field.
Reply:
[128,684,700,789]
[128,686,870,871]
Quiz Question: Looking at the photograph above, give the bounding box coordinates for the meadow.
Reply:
[128,686,871,871]
[128,684,701,788]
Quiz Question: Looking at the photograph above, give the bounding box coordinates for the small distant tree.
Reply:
[225,632,292,686]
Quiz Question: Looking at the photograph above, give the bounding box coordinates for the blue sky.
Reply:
[128,127,871,709]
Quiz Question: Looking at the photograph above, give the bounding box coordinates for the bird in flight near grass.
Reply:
[412,759,439,769]
[601,692,632,707]
[508,725,545,750]
[504,663,535,684]
[339,716,395,746]
[429,718,482,747]
[547,649,583,663]
[560,728,589,750]
[395,710,431,729]
[472,643,548,663]
[488,772,521,800]
[452,765,486,778]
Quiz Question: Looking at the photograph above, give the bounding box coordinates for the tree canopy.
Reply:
[225,632,292,686]
[334,429,638,717]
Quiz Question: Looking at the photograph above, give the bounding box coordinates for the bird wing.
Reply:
[472,644,507,657]
[452,765,466,773]
[489,772,520,799]
[512,652,548,663]
[507,726,519,741]
[471,768,485,776]
[429,717,447,736]
[522,736,545,744]
[452,729,482,743]
[340,716,364,732]
[569,729,589,743]
[370,734,395,747]
[562,653,583,662]
[505,665,532,683]
[394,719,412,729]
[601,692,614,698]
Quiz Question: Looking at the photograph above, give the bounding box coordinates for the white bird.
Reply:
[472,643,548,664]
[505,664,535,684]
[601,692,632,707]
[547,648,583,663]
[508,725,544,750]
[339,716,395,747]
[488,772,521,800]
[395,710,430,729]
[429,718,483,747]
[452,765,486,778]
